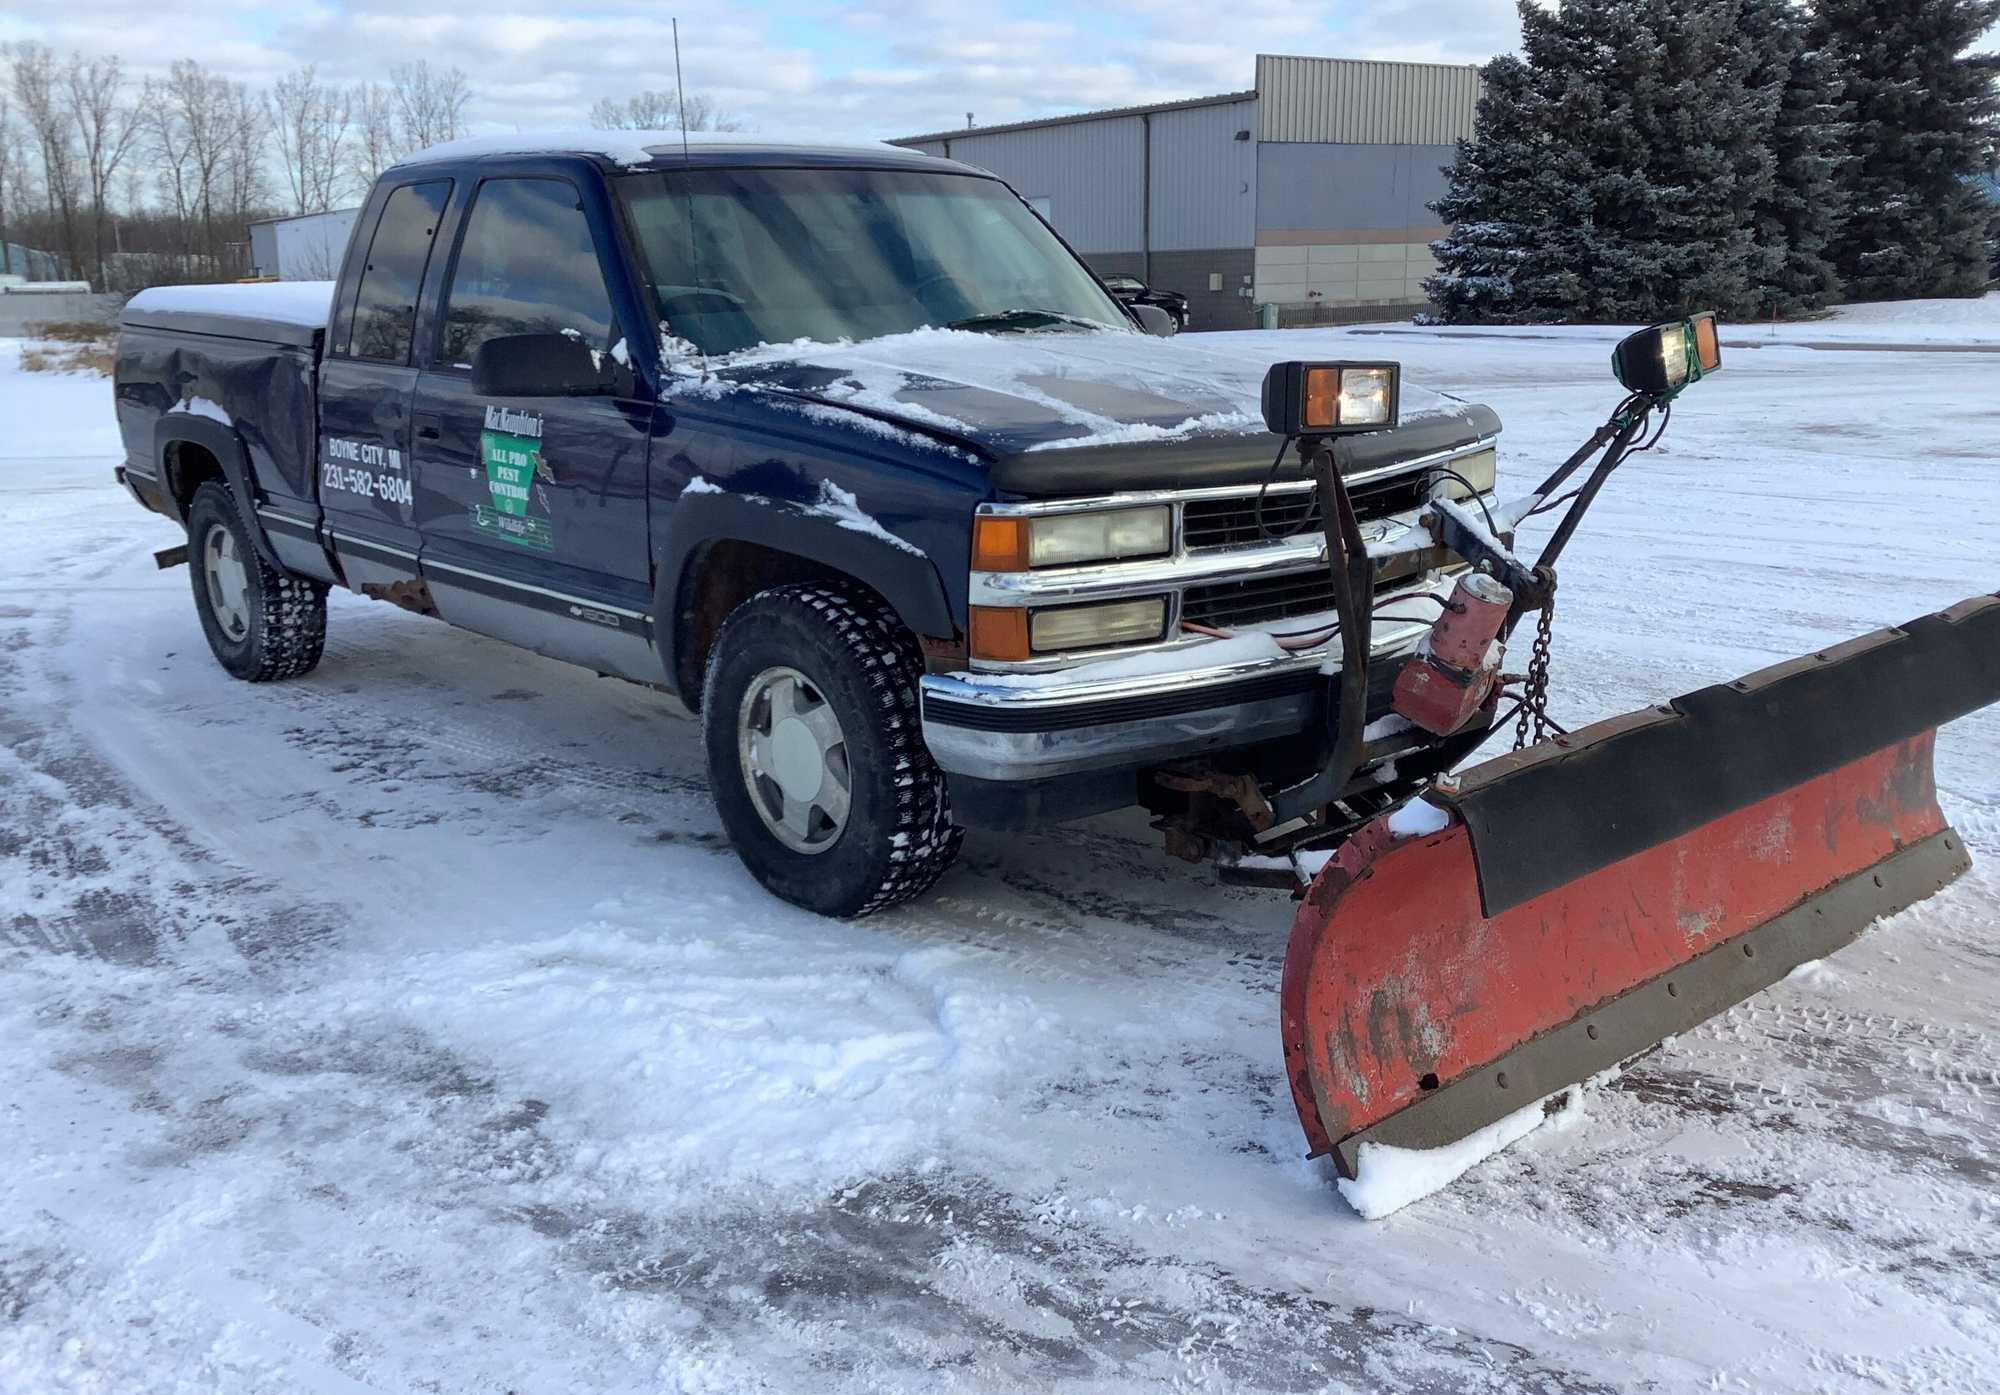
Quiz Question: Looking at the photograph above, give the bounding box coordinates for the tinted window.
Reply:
[439,179,615,367]
[346,180,449,363]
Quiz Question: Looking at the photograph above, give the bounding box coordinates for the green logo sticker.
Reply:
[475,406,553,550]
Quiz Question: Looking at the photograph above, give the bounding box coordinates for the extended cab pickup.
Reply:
[114,132,1503,916]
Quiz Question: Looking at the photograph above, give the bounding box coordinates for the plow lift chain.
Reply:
[1512,571,1561,751]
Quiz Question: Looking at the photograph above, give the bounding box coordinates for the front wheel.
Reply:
[702,584,963,917]
[186,480,327,682]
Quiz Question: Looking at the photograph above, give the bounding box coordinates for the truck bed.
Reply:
[119,281,334,349]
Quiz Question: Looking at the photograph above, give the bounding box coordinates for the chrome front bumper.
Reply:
[920,616,1432,782]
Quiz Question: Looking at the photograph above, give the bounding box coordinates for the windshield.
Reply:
[618,166,1133,355]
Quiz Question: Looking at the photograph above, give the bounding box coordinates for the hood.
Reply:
[706,326,1501,497]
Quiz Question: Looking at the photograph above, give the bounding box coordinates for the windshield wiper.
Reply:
[946,308,1103,334]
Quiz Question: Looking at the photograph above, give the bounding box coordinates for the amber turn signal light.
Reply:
[1692,312,1721,374]
[968,606,1031,662]
[972,516,1029,572]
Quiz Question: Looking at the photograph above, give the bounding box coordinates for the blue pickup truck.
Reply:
[113,132,1502,916]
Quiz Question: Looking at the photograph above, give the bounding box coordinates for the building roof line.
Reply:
[1254,53,1482,71]
[892,90,1256,146]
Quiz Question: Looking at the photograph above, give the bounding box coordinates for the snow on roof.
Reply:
[123,280,334,328]
[395,129,913,171]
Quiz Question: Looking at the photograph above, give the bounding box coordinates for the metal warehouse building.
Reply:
[894,55,1481,331]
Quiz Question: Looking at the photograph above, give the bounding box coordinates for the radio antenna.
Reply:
[672,18,693,162]
[667,17,709,380]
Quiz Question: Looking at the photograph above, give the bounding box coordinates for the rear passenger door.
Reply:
[409,174,658,681]
[318,178,451,591]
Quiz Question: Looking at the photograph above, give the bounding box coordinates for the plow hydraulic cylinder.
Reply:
[1392,572,1513,736]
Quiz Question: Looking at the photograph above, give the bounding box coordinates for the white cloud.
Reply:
[4,0,1526,143]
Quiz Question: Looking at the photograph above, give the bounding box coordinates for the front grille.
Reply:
[1182,571,1338,628]
[1181,473,1435,551]
[1181,548,1449,629]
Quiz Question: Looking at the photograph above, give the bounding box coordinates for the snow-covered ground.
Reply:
[3,304,1997,1393]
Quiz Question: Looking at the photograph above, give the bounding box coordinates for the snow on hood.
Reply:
[695,326,1481,457]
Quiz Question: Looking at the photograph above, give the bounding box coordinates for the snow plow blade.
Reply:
[1282,593,2000,1178]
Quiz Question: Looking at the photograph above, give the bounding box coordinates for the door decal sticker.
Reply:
[475,405,554,551]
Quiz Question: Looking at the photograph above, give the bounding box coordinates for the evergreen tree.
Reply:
[1816,0,2000,300]
[1426,54,1588,323]
[1738,0,1848,316]
[1428,0,1767,324]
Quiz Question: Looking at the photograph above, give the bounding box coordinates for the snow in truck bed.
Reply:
[122,279,335,329]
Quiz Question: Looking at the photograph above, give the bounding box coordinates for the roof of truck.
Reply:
[392,129,971,174]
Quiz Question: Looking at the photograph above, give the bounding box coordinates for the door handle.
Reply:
[413,412,443,441]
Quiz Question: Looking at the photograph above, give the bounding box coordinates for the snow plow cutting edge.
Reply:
[1280,592,2000,1178]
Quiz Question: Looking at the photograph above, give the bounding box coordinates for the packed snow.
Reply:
[3,303,1998,1393]
[122,280,335,328]
[1338,1099,1553,1221]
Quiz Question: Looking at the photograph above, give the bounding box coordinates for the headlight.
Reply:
[1432,447,1496,500]
[973,506,1170,571]
[1029,598,1167,653]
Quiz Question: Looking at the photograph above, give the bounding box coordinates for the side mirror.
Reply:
[1131,303,1178,338]
[1612,311,1721,399]
[470,332,613,397]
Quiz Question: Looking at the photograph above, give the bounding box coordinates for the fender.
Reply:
[655,489,958,688]
[152,413,285,570]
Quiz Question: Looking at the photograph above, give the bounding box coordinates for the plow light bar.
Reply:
[1262,362,1401,436]
[1612,311,1721,399]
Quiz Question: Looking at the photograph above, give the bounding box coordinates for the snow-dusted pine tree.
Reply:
[1815,0,2000,300]
[1427,0,1766,323]
[1425,52,1587,323]
[1738,0,1848,316]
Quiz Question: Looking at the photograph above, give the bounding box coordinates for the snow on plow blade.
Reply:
[1282,593,2000,1181]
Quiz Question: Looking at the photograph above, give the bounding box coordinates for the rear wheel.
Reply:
[703,584,962,916]
[186,480,327,682]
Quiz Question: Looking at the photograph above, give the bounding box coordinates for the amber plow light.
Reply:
[1261,361,1401,436]
[1692,311,1721,374]
[1612,312,1722,399]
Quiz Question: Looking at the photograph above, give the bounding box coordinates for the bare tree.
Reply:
[589,89,741,132]
[140,74,193,260]
[269,66,349,214]
[67,52,141,286]
[220,79,267,224]
[389,60,469,150]
[159,59,230,265]
[7,42,82,281]
[0,94,20,278]
[350,80,401,192]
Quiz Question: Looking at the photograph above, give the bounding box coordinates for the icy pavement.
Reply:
[2,315,1998,1393]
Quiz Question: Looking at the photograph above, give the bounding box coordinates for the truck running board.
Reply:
[1280,593,2000,1180]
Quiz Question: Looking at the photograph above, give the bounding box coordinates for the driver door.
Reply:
[409,174,659,680]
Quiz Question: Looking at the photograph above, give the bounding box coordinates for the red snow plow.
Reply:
[1253,321,2000,1186]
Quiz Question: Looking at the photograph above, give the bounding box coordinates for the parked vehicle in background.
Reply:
[1101,273,1189,329]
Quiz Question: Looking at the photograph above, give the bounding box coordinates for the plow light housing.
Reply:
[1613,312,1721,398]
[1262,361,1401,436]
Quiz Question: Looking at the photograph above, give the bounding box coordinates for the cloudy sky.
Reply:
[1,0,1528,141]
